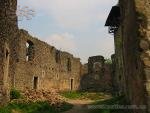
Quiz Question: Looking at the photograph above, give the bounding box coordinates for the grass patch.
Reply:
[0,101,73,113]
[59,102,73,112]
[60,91,111,100]
[88,96,132,113]
[60,91,84,99]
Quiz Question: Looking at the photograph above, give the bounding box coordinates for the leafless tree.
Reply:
[17,5,35,21]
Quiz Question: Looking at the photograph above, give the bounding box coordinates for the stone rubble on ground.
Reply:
[11,88,65,108]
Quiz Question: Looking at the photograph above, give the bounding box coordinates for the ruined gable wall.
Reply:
[13,30,81,91]
[81,56,112,92]
[119,0,149,112]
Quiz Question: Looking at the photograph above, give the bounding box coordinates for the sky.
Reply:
[18,0,118,63]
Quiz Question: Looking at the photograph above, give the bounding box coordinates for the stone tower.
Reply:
[0,0,17,105]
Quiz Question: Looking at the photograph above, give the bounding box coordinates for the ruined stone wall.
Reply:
[134,1,150,112]
[88,56,105,74]
[80,64,88,76]
[12,30,82,91]
[0,0,18,106]
[0,0,82,106]
[81,56,112,92]
[111,26,125,96]
[118,0,150,113]
[0,40,10,106]
[111,54,120,96]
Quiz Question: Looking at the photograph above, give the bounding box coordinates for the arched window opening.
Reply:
[93,62,102,72]
[26,40,34,61]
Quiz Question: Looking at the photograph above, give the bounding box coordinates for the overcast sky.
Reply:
[18,0,118,63]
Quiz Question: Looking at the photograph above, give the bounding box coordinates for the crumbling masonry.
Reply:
[1,1,150,113]
[106,0,150,113]
[80,56,112,92]
[0,0,111,106]
[0,0,82,106]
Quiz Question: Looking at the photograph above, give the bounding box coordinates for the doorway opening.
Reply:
[70,79,74,90]
[33,77,38,90]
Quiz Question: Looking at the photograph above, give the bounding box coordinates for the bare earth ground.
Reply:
[62,99,94,113]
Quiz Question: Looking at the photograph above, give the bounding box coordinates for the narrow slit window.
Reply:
[67,58,71,71]
[55,50,61,63]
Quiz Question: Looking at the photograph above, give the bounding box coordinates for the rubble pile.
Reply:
[23,89,64,106]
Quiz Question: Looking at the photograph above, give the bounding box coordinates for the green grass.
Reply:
[60,91,110,100]
[60,91,84,99]
[0,101,73,113]
[88,96,132,113]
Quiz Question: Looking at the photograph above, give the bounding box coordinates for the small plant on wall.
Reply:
[10,89,21,100]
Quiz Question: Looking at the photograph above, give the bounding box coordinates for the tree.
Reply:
[17,5,35,21]
[105,58,112,64]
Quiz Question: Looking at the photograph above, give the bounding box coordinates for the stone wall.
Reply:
[107,0,150,113]
[0,0,18,106]
[0,40,10,106]
[111,26,125,96]
[11,30,82,91]
[119,0,150,113]
[134,0,150,112]
[81,56,112,92]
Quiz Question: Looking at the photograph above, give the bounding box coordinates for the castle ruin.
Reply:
[1,0,150,113]
[0,0,111,106]
[0,0,82,106]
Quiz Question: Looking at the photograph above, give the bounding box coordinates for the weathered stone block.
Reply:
[140,40,149,50]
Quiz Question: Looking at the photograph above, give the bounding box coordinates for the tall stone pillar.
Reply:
[0,0,17,105]
[0,41,10,106]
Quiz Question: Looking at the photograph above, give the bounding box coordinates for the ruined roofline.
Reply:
[105,5,121,27]
[19,29,80,60]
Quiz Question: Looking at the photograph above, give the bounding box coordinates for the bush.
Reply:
[10,89,21,100]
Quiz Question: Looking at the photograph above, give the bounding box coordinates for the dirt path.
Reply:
[62,99,94,113]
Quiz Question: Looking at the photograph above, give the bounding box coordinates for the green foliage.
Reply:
[0,101,73,113]
[10,89,21,100]
[60,91,109,100]
[105,59,112,65]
